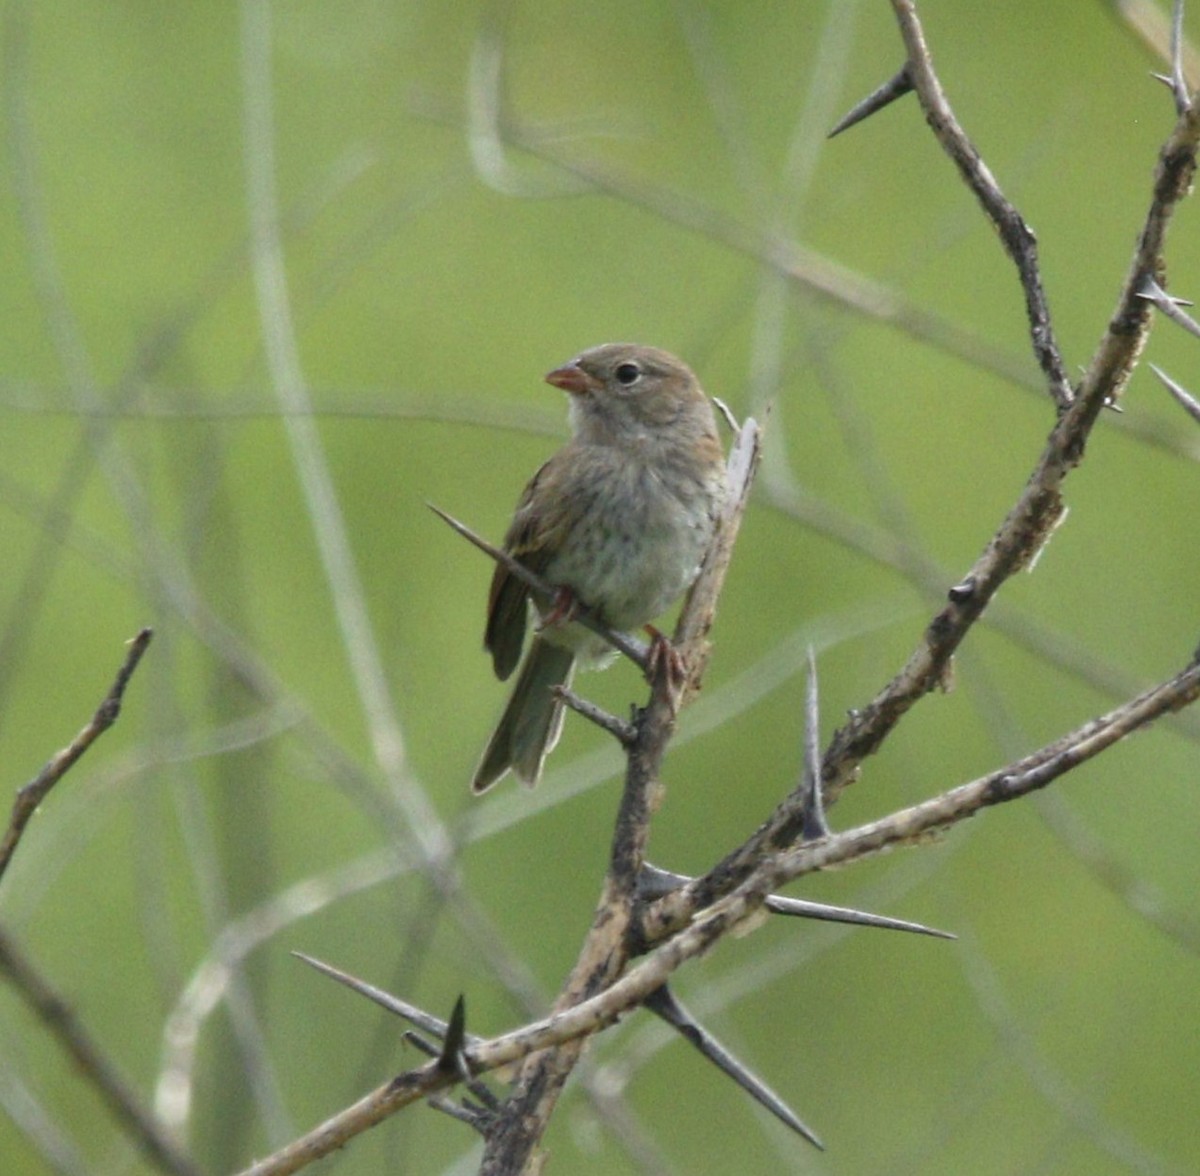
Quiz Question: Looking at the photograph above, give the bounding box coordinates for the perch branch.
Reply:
[475,416,762,1173]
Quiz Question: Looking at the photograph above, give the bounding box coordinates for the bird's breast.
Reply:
[541,454,718,634]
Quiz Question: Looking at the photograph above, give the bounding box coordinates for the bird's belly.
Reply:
[543,486,711,633]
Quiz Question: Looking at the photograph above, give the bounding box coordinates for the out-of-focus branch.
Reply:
[0,629,198,1176]
[0,930,200,1176]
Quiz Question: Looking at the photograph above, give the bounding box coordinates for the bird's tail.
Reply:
[471,638,576,793]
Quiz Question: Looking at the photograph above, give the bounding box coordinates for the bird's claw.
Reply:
[644,624,687,715]
[537,586,579,630]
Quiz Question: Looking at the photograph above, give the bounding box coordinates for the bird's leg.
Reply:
[537,586,579,630]
[644,624,687,715]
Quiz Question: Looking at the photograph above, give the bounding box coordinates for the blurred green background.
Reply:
[1,1,1198,1173]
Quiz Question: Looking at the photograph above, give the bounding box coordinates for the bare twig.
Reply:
[0,628,152,886]
[0,631,187,1173]
[554,685,636,745]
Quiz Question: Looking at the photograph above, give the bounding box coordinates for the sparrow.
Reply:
[471,343,728,793]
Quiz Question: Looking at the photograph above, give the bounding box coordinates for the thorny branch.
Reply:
[891,1,1074,410]
[239,419,761,1176]
[240,649,1200,1176]
[815,0,1200,807]
[241,5,1200,1174]
[475,415,763,1174]
[641,654,1200,944]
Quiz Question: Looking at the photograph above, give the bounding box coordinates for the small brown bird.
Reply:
[471,343,728,793]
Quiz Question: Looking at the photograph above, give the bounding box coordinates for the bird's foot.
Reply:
[644,624,687,715]
[538,586,579,630]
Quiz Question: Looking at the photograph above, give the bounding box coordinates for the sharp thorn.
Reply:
[437,995,470,1077]
[1148,363,1200,425]
[1137,278,1200,339]
[293,951,469,1043]
[638,863,690,900]
[828,65,913,138]
[1137,275,1193,307]
[800,647,830,841]
[645,986,824,1149]
[764,894,956,939]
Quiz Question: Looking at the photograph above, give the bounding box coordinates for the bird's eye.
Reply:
[614,362,641,386]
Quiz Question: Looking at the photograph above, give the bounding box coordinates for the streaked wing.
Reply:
[484,457,565,680]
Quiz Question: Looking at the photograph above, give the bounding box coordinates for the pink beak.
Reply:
[545,362,598,395]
